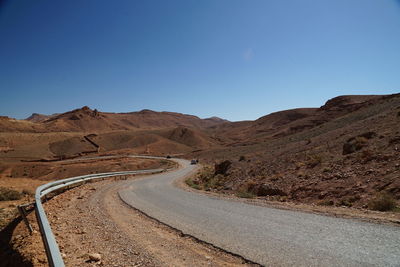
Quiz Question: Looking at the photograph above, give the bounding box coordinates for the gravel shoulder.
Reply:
[12,174,251,267]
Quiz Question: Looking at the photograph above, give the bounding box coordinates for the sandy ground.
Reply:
[10,176,253,267]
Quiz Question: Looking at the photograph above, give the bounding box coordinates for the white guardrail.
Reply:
[33,168,165,267]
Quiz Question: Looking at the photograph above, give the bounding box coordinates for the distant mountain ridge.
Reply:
[1,94,396,135]
[1,107,228,133]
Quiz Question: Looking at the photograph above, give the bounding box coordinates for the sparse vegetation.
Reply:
[185,178,201,190]
[322,167,332,173]
[235,190,256,199]
[338,199,353,207]
[0,187,23,201]
[318,200,334,206]
[343,136,368,155]
[306,154,322,168]
[22,189,34,196]
[368,192,397,211]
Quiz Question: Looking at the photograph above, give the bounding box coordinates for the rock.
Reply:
[88,253,102,262]
[214,160,232,175]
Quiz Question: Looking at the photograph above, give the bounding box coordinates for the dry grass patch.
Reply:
[368,192,397,211]
[0,187,23,201]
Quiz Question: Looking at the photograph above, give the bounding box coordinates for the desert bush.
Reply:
[322,167,332,173]
[185,179,201,190]
[343,136,368,155]
[22,189,34,196]
[306,154,322,168]
[338,199,353,207]
[318,200,334,206]
[368,192,397,211]
[0,187,23,201]
[295,161,305,170]
[204,174,226,189]
[235,190,256,199]
[194,166,229,190]
[197,166,214,182]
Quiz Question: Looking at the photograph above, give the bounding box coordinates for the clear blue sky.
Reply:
[1,0,399,121]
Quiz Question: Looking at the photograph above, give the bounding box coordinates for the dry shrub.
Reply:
[0,187,23,201]
[306,154,322,168]
[234,181,257,198]
[22,189,34,196]
[343,136,369,155]
[318,200,334,206]
[368,192,397,211]
[185,179,201,190]
[235,190,256,199]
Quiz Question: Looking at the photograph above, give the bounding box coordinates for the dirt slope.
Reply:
[209,95,386,144]
[189,93,400,209]
[0,116,44,133]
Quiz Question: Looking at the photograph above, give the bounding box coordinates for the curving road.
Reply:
[119,159,400,266]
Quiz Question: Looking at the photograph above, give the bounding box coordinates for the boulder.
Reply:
[214,160,232,175]
[88,253,101,262]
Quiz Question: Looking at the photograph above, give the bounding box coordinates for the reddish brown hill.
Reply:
[1,107,226,158]
[320,95,382,111]
[161,127,217,149]
[26,113,52,122]
[42,106,119,132]
[210,95,387,143]
[190,93,400,209]
[0,116,44,132]
[110,109,227,130]
[21,107,227,133]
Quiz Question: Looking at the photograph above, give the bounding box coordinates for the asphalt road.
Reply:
[119,159,400,266]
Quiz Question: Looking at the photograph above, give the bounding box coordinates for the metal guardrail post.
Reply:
[17,205,33,234]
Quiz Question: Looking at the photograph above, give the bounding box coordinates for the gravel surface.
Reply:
[119,159,400,266]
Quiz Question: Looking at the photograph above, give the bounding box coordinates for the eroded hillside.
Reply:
[189,94,400,210]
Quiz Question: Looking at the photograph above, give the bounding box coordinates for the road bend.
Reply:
[119,159,400,266]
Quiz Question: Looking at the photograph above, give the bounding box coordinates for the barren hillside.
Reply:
[1,93,399,211]
[189,94,400,209]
